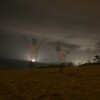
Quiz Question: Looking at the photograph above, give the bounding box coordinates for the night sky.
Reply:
[0,0,100,65]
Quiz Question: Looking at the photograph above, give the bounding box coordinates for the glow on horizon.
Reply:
[31,59,36,62]
[74,60,87,66]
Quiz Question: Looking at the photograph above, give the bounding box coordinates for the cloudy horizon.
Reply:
[0,0,100,65]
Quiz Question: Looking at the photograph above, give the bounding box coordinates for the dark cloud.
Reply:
[1,0,100,39]
[86,48,99,53]
[96,42,100,50]
[48,41,80,49]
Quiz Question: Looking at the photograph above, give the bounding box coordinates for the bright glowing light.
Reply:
[74,60,87,66]
[31,59,36,62]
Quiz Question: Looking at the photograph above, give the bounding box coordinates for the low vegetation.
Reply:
[0,64,100,100]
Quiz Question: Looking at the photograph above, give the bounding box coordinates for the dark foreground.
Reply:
[0,65,100,100]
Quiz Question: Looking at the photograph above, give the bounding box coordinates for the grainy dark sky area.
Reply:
[0,0,100,64]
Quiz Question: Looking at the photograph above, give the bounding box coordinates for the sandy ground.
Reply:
[0,65,100,100]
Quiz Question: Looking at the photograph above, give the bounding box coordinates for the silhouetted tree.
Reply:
[56,46,71,73]
[94,55,100,63]
[22,36,46,67]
